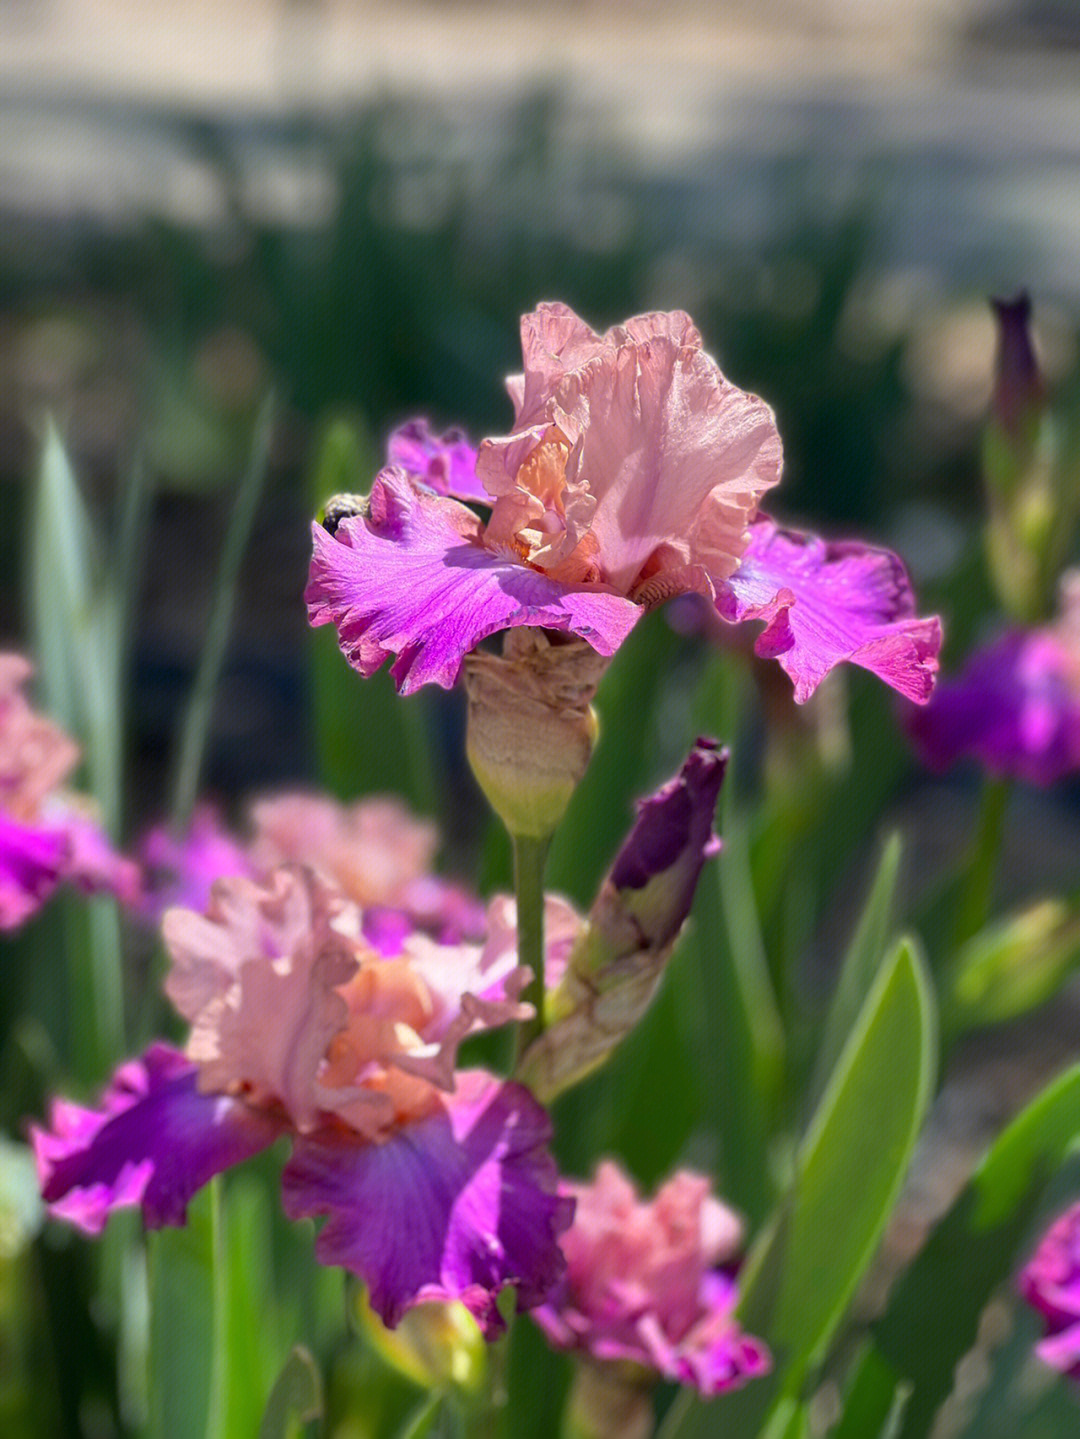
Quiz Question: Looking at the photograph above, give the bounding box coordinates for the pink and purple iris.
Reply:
[908,581,1080,786]
[1,653,139,930]
[531,1160,769,1395]
[1021,1199,1080,1380]
[33,864,569,1333]
[306,303,941,703]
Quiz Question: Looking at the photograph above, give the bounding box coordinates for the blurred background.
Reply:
[2,0,1079,804]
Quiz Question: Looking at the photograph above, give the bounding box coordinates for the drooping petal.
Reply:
[32,1043,281,1233]
[387,419,488,504]
[907,627,1080,786]
[305,470,641,694]
[0,653,80,817]
[0,811,66,930]
[718,518,942,703]
[281,1070,572,1335]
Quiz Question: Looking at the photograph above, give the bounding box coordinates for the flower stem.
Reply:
[205,1176,228,1439]
[513,833,552,1062]
[953,777,1012,947]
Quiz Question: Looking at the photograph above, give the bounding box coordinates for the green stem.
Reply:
[513,834,552,1062]
[205,1176,228,1439]
[953,777,1012,947]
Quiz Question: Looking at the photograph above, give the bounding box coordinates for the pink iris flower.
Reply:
[907,579,1080,786]
[1,653,139,930]
[1021,1199,1080,1380]
[33,865,569,1334]
[531,1161,769,1395]
[306,303,941,703]
[139,792,485,944]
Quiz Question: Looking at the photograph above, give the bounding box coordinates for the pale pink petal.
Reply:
[0,653,80,817]
[33,1043,281,1233]
[281,1070,572,1335]
[305,471,641,694]
[511,302,605,428]
[718,518,942,703]
[164,869,361,1131]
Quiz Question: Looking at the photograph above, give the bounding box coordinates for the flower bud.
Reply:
[517,739,726,1101]
[464,630,608,841]
[353,1288,487,1395]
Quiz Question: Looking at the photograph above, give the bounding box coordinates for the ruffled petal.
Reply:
[305,471,641,694]
[718,518,942,703]
[1021,1200,1080,1379]
[281,1070,572,1335]
[387,419,488,504]
[907,628,1080,786]
[32,1043,281,1233]
[0,811,66,929]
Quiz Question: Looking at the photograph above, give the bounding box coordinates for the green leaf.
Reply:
[257,1348,323,1439]
[871,1062,1080,1439]
[832,1345,911,1439]
[943,897,1080,1039]
[664,938,935,1439]
[172,395,275,828]
[812,833,902,1104]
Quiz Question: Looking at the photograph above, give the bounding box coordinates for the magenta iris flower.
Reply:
[530,1161,769,1395]
[1021,1200,1080,1379]
[306,304,941,702]
[908,586,1080,786]
[1,653,139,929]
[33,864,571,1334]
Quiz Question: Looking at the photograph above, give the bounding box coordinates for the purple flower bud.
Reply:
[991,292,1044,436]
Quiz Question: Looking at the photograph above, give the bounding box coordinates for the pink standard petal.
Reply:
[718,518,942,703]
[32,1043,281,1233]
[281,1070,573,1335]
[387,419,488,504]
[305,470,641,694]
[0,811,66,929]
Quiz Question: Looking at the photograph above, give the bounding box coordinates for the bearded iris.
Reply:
[307,303,941,704]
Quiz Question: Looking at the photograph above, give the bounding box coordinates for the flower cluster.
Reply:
[1,654,139,930]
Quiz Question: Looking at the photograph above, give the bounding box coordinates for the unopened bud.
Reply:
[464,630,608,841]
[353,1288,486,1394]
[563,1361,654,1439]
[991,292,1044,440]
[518,739,726,1101]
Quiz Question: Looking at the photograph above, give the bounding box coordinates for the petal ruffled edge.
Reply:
[718,518,942,704]
[281,1070,573,1335]
[32,1043,281,1233]
[305,470,642,694]
[0,812,66,930]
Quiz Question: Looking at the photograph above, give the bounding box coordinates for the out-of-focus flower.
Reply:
[991,293,1044,438]
[33,866,570,1334]
[531,1161,768,1396]
[0,654,139,930]
[139,791,485,943]
[307,303,940,704]
[1020,1199,1080,1380]
[517,739,725,1102]
[907,577,1080,787]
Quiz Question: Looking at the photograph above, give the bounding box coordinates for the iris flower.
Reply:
[1,654,139,930]
[307,304,940,703]
[531,1161,768,1395]
[908,579,1080,786]
[33,865,568,1334]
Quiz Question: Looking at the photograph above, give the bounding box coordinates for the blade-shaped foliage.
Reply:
[666,938,935,1439]
[869,1063,1080,1439]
